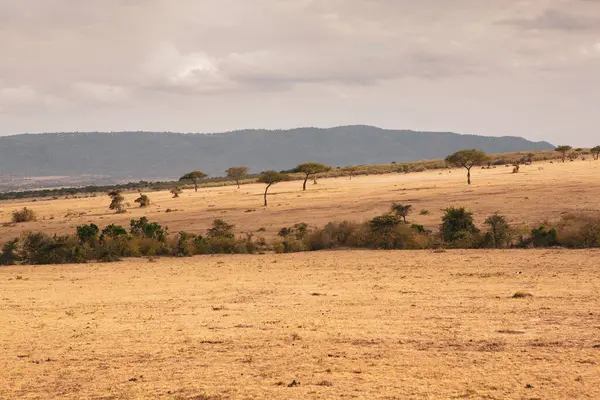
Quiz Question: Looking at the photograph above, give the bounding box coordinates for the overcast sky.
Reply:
[1,0,599,146]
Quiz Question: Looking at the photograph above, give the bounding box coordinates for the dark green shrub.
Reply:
[441,207,479,244]
[130,217,168,241]
[100,224,128,241]
[520,225,558,248]
[0,239,21,265]
[483,213,511,248]
[174,232,197,256]
[76,224,99,245]
[21,233,89,265]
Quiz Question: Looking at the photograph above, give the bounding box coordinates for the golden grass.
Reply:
[1,250,600,399]
[1,159,600,242]
[2,160,600,398]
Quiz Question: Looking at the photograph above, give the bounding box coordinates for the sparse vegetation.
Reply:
[170,187,183,198]
[134,193,151,207]
[591,146,600,161]
[12,207,37,223]
[391,204,412,223]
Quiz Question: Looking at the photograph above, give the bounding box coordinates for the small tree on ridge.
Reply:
[555,146,572,163]
[226,166,249,189]
[258,171,290,206]
[445,149,488,185]
[179,171,208,192]
[297,162,330,191]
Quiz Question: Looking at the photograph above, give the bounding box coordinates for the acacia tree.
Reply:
[590,146,600,160]
[344,166,358,180]
[226,166,249,189]
[391,204,412,223]
[258,171,290,206]
[179,171,207,192]
[445,149,488,185]
[297,162,330,191]
[555,145,572,163]
[108,190,126,213]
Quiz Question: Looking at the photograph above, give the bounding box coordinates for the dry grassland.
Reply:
[1,160,600,399]
[1,159,600,242]
[1,250,600,399]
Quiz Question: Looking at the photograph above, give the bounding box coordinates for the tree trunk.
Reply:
[467,168,471,185]
[236,180,240,189]
[303,175,309,191]
[264,184,272,206]
[194,181,198,192]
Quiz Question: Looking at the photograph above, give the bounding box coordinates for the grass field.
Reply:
[1,160,600,399]
[2,250,600,399]
[1,159,599,242]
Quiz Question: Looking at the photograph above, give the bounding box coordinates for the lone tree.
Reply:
[391,204,412,223]
[108,190,126,213]
[445,149,488,185]
[226,166,249,189]
[134,193,151,207]
[555,145,572,163]
[590,146,600,160]
[170,187,183,198]
[258,171,290,206]
[344,166,358,180]
[297,162,330,191]
[179,170,208,192]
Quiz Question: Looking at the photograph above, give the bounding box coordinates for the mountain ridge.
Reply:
[0,125,555,184]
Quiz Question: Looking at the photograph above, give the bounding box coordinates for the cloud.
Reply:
[498,9,600,31]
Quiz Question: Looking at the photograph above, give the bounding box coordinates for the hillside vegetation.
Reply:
[0,126,553,187]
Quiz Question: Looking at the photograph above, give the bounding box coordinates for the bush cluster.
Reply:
[2,207,600,266]
[0,218,260,265]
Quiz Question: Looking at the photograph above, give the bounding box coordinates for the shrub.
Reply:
[520,225,558,248]
[76,224,99,245]
[0,239,21,265]
[134,194,151,207]
[100,224,128,241]
[555,214,600,248]
[12,207,37,223]
[419,209,430,215]
[441,207,480,244]
[304,221,362,250]
[207,219,235,239]
[21,233,89,265]
[173,232,197,257]
[483,213,512,248]
[108,190,126,213]
[130,217,168,241]
[170,187,183,198]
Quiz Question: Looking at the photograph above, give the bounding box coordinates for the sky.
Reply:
[1,0,599,146]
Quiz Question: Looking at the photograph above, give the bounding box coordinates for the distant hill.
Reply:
[0,125,554,185]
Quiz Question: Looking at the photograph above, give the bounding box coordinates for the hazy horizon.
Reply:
[1,1,599,146]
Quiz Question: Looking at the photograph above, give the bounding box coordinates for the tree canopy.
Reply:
[179,171,208,191]
[296,162,331,190]
[445,149,488,185]
[258,171,290,206]
[226,166,249,188]
[555,146,572,162]
[590,146,600,160]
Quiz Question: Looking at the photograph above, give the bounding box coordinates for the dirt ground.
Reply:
[1,159,600,242]
[1,250,599,399]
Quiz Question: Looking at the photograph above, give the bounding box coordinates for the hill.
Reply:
[0,125,554,184]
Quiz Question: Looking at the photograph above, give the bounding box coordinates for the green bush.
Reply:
[482,213,512,248]
[76,224,99,245]
[0,239,21,265]
[520,225,558,248]
[441,207,480,244]
[130,217,168,241]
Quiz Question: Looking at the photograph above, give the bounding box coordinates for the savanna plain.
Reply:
[1,160,600,399]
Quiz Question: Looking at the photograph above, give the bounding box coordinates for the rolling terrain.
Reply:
[0,126,554,186]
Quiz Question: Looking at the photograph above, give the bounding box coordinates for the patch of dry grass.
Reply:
[1,250,599,399]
